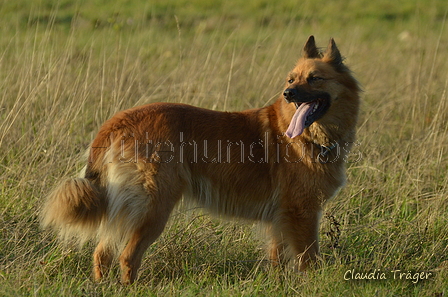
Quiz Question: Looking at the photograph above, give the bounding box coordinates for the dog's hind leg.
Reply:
[93,239,114,282]
[118,202,178,284]
[118,181,183,285]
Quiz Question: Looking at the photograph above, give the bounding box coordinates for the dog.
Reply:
[41,36,360,284]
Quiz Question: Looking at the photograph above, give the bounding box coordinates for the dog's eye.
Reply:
[308,76,324,83]
[288,79,294,84]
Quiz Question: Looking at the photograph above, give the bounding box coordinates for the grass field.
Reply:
[1,0,448,295]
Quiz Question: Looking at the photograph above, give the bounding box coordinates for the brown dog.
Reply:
[41,36,360,284]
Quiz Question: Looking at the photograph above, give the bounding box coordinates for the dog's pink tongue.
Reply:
[285,103,315,138]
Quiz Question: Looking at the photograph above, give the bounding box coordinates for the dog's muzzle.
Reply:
[283,88,331,105]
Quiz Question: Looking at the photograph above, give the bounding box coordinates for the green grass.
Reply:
[1,0,448,295]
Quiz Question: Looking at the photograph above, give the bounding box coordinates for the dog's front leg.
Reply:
[274,206,321,271]
[265,223,287,266]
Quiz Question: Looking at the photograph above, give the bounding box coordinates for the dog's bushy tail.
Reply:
[41,177,107,243]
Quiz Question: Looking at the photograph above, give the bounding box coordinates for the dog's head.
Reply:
[283,36,360,139]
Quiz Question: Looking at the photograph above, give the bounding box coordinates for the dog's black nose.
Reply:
[283,88,297,102]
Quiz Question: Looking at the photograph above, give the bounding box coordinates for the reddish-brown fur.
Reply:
[41,36,360,284]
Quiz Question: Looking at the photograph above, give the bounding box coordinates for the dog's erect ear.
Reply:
[303,35,320,59]
[323,38,344,69]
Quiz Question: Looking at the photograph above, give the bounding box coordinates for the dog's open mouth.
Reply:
[286,98,330,138]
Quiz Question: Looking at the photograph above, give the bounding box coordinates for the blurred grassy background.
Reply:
[1,0,447,295]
